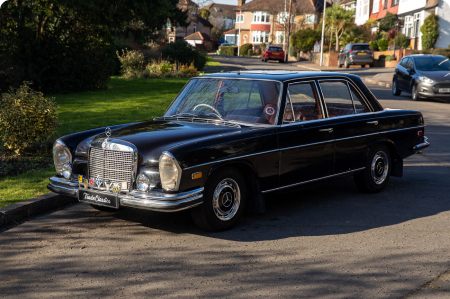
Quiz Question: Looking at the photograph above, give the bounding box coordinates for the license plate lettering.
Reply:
[78,190,119,208]
[358,53,366,55]
[439,88,450,93]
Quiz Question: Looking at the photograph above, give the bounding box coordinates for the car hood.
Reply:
[86,120,241,166]
[416,70,450,82]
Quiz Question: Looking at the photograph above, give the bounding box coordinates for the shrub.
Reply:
[247,49,252,57]
[378,39,389,51]
[385,55,395,62]
[221,46,238,56]
[260,43,267,50]
[291,28,321,52]
[180,62,198,77]
[159,61,174,75]
[421,15,439,50]
[379,12,397,32]
[240,44,253,57]
[378,55,386,60]
[162,40,206,70]
[289,45,294,56]
[117,50,145,78]
[369,41,379,51]
[395,33,410,49]
[0,82,59,154]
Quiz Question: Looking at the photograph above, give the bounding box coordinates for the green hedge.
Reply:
[240,44,253,57]
[221,46,238,56]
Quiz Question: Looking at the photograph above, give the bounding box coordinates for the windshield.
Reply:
[165,78,281,125]
[415,57,450,71]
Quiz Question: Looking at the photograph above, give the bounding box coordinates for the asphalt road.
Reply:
[1,58,449,299]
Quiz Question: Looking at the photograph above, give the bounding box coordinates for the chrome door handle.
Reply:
[319,128,333,133]
[367,120,378,125]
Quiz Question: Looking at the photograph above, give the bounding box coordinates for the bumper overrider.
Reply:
[413,136,430,154]
[47,176,204,212]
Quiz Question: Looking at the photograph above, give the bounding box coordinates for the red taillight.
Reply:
[349,50,354,53]
[418,130,424,136]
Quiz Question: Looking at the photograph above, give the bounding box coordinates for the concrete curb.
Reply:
[0,192,77,228]
[295,64,322,71]
[363,78,392,89]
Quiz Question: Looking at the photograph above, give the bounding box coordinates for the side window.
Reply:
[401,58,409,68]
[319,81,355,118]
[248,82,263,107]
[349,84,370,113]
[285,82,322,122]
[407,58,415,70]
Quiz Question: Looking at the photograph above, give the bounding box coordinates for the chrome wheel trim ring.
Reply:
[212,178,240,221]
[371,151,389,185]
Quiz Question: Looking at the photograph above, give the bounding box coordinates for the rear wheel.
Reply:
[392,79,401,96]
[279,59,284,63]
[345,58,350,68]
[354,144,391,193]
[191,168,247,231]
[338,58,342,68]
[361,65,365,68]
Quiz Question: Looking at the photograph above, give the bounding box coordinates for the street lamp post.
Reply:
[320,0,327,66]
[237,9,242,57]
[393,20,398,59]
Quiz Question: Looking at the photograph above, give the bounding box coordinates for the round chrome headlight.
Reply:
[159,152,181,191]
[53,140,72,176]
[62,163,72,179]
[137,174,150,192]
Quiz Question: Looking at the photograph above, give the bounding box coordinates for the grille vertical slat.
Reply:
[89,147,134,190]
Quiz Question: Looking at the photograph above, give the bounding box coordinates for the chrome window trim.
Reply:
[262,167,366,193]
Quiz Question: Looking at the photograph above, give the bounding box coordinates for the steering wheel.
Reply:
[193,104,223,120]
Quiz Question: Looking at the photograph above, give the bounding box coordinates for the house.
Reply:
[397,0,439,50]
[230,0,329,48]
[204,3,237,30]
[184,31,216,50]
[368,0,399,35]
[165,0,215,48]
[354,0,372,25]
[339,0,357,15]
[435,0,450,48]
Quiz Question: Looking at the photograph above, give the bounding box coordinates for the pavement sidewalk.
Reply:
[295,60,395,89]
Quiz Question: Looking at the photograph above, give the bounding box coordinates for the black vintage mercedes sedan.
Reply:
[48,71,429,231]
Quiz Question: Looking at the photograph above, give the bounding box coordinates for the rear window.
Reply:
[268,46,282,51]
[352,45,371,50]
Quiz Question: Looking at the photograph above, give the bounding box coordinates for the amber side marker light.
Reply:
[192,172,202,179]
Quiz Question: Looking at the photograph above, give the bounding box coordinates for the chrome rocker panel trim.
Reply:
[47,176,204,212]
[413,136,430,154]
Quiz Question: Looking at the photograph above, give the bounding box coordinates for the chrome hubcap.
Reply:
[371,151,389,185]
[213,178,240,221]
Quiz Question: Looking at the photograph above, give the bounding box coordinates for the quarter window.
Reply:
[284,82,322,122]
[349,85,370,113]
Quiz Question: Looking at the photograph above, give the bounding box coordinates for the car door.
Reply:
[405,58,416,91]
[278,81,335,187]
[317,79,379,174]
[398,57,411,90]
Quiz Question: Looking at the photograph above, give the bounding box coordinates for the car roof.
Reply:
[406,54,448,59]
[197,70,362,82]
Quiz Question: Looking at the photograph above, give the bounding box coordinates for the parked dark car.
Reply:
[393,54,450,101]
[338,43,374,68]
[261,46,285,63]
[48,71,429,231]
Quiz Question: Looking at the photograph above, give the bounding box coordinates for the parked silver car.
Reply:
[338,43,375,68]
[393,54,450,101]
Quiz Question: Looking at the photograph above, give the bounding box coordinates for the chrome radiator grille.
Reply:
[89,147,134,190]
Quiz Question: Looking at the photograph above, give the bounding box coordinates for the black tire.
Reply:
[369,63,374,68]
[279,59,284,63]
[191,168,247,231]
[411,84,421,101]
[354,144,391,193]
[392,79,401,96]
[89,204,116,212]
[345,58,350,68]
[263,57,267,62]
[338,58,342,68]
[361,65,365,68]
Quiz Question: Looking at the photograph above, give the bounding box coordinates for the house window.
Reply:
[193,24,197,33]
[236,14,244,23]
[403,15,413,37]
[363,0,369,15]
[392,0,398,6]
[372,0,379,13]
[166,21,172,29]
[169,37,175,43]
[252,11,270,24]
[305,14,316,24]
[277,12,295,24]
[413,12,421,38]
[383,0,387,9]
[276,31,285,44]
[252,31,269,43]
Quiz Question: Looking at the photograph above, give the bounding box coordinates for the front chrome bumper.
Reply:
[413,136,430,154]
[47,176,204,212]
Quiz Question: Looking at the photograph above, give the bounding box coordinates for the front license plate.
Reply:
[358,53,366,55]
[78,189,119,209]
[439,88,450,93]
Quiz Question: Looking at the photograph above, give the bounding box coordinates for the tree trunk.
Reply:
[335,29,340,52]
[286,0,292,61]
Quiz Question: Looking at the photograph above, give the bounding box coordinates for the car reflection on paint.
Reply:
[48,71,429,231]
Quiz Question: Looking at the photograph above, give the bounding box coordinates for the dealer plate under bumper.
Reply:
[78,189,119,209]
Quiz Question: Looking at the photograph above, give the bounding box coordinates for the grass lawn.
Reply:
[0,77,189,208]
[205,55,221,67]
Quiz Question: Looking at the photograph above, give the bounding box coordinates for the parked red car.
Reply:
[262,46,285,63]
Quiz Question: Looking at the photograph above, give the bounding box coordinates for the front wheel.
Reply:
[191,168,247,231]
[354,145,391,193]
[411,84,421,101]
[361,65,365,68]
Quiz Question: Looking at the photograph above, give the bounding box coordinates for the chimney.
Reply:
[238,0,246,6]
